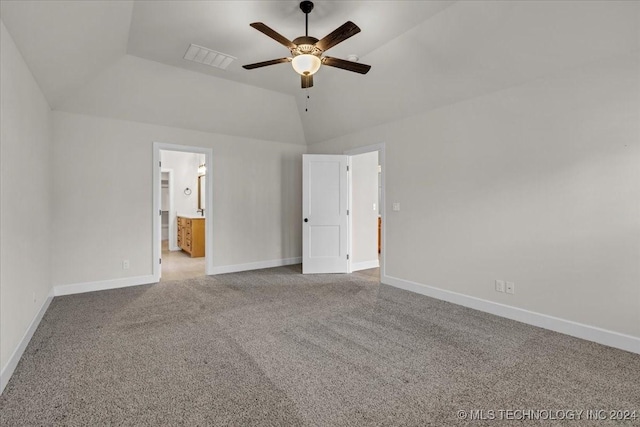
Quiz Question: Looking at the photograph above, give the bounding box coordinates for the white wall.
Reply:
[52,111,304,287]
[56,55,307,146]
[309,51,640,341]
[160,150,200,216]
[351,151,379,270]
[161,172,170,212]
[0,22,52,377]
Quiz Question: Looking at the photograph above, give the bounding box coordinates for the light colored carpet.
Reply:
[1,265,638,426]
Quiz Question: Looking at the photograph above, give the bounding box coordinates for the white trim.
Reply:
[346,155,353,273]
[211,257,301,275]
[1,289,54,395]
[153,145,161,282]
[351,260,380,272]
[382,274,640,355]
[54,275,156,297]
[344,143,386,279]
[153,142,214,282]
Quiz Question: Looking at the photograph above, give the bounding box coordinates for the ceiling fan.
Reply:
[242,1,371,88]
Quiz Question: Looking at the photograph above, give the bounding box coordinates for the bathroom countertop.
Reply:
[177,213,205,219]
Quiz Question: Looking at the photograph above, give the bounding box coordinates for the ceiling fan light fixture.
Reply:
[243,1,371,88]
[292,54,321,76]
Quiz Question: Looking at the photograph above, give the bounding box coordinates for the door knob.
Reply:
[304,218,309,222]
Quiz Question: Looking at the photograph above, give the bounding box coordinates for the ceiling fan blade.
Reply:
[301,74,314,89]
[250,22,297,49]
[315,21,361,52]
[322,56,371,74]
[242,57,292,70]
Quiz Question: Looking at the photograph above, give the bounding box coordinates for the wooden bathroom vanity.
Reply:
[177,215,205,257]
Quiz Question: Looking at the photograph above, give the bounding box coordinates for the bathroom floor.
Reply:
[160,240,206,282]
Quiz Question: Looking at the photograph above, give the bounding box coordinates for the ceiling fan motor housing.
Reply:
[291,36,322,57]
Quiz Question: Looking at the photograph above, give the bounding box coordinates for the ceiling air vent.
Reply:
[183,44,236,70]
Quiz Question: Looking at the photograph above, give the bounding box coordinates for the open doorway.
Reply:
[152,143,213,283]
[301,145,385,277]
[346,143,385,280]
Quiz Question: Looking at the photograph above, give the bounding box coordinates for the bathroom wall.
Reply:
[161,150,200,215]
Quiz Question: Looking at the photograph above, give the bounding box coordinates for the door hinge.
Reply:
[347,209,349,215]
[159,209,162,216]
[159,258,162,264]
[159,161,162,167]
[347,165,349,171]
[347,254,350,260]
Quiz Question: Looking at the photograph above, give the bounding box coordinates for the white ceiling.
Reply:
[0,0,134,107]
[1,1,638,145]
[298,0,640,143]
[127,0,454,95]
[54,54,306,145]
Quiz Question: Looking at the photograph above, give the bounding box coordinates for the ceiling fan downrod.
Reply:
[300,1,314,37]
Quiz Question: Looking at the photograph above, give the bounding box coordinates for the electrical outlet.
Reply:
[123,260,130,270]
[495,280,505,293]
[506,281,515,294]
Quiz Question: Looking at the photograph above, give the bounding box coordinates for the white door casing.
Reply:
[153,142,213,282]
[302,154,349,274]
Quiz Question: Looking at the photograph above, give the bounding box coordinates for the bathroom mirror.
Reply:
[198,175,205,212]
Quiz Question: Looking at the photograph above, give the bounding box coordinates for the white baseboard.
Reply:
[210,257,302,275]
[382,274,640,355]
[1,289,54,395]
[351,259,380,272]
[54,274,156,297]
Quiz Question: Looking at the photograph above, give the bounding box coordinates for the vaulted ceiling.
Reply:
[1,1,638,145]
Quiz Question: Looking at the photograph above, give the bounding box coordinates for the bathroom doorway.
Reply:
[152,143,213,282]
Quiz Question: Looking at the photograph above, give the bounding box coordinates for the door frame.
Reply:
[344,143,386,277]
[152,142,214,282]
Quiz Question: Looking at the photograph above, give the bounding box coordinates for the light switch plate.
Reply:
[495,280,505,292]
[392,203,400,211]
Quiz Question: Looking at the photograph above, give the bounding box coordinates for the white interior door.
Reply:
[302,154,349,274]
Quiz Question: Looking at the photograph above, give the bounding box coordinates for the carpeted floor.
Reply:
[1,265,639,426]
